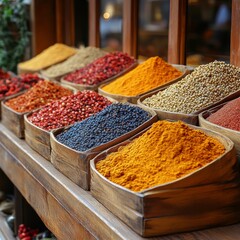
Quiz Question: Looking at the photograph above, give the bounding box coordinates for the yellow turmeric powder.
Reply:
[96,121,225,192]
[18,43,77,71]
[102,57,182,96]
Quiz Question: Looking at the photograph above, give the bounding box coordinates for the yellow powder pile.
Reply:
[18,43,77,72]
[102,56,182,96]
[96,121,225,192]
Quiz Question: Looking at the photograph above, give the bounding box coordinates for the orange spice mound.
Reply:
[102,56,182,96]
[96,121,225,192]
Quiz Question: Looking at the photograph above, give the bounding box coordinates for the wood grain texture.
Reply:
[88,0,100,47]
[123,0,138,58]
[61,0,75,46]
[24,114,51,160]
[168,0,187,64]
[230,0,240,67]
[30,0,56,56]
[1,101,25,138]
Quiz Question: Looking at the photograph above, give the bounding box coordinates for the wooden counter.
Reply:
[1,123,240,239]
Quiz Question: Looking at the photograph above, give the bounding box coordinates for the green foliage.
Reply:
[0,0,30,73]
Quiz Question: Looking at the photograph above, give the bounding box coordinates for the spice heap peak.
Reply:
[18,43,77,72]
[102,56,182,96]
[56,103,151,152]
[42,47,107,78]
[28,90,112,131]
[63,51,135,85]
[143,61,240,114]
[5,80,72,113]
[96,120,225,192]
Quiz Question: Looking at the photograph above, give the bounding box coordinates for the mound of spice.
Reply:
[0,73,43,98]
[42,47,107,78]
[18,43,77,72]
[63,52,135,85]
[56,103,151,151]
[207,97,240,131]
[28,91,112,131]
[0,69,11,79]
[102,57,182,96]
[5,80,72,113]
[143,61,240,114]
[96,121,225,192]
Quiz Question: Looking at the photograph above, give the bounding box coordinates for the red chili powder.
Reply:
[207,97,240,131]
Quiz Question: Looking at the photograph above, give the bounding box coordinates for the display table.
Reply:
[0,123,240,240]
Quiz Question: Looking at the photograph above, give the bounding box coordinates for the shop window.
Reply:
[186,0,231,66]
[100,0,123,51]
[138,0,170,60]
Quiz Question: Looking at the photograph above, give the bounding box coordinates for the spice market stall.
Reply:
[1,44,240,239]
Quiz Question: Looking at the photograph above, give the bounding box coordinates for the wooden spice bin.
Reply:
[0,94,20,120]
[137,88,240,125]
[1,91,28,138]
[90,123,240,237]
[98,64,189,104]
[60,60,138,92]
[199,102,240,161]
[24,94,116,161]
[1,82,77,139]
[24,113,52,160]
[50,105,158,190]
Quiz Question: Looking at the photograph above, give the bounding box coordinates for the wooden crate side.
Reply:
[143,203,240,237]
[91,164,144,235]
[25,131,51,161]
[143,178,240,218]
[1,102,25,138]
[51,149,89,190]
[24,114,51,145]
[50,132,88,171]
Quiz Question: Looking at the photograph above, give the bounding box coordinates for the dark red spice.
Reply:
[63,51,135,85]
[207,97,240,131]
[0,69,10,79]
[0,73,43,98]
[5,80,72,113]
[28,90,112,131]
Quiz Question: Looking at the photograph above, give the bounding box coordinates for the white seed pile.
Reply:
[143,61,240,114]
[42,46,107,78]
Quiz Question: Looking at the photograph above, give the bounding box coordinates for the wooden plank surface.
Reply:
[168,0,187,64]
[123,0,138,58]
[1,123,240,239]
[230,0,240,67]
[88,0,100,47]
[30,0,57,56]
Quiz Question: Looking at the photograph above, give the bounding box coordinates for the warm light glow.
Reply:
[103,12,110,20]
